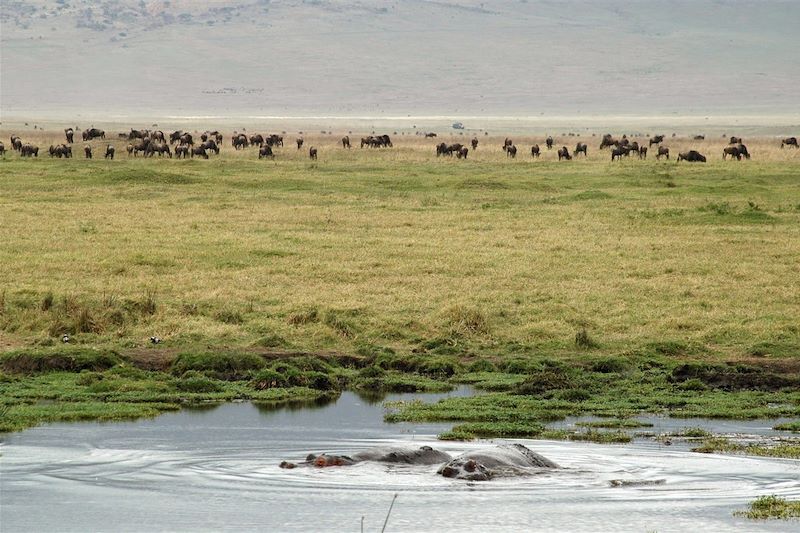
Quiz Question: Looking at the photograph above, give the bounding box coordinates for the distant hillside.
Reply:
[2,0,798,120]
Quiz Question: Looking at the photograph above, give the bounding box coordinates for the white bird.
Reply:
[61,334,70,343]
[150,336,161,344]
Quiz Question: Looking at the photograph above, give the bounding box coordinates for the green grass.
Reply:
[2,135,800,433]
[774,421,800,432]
[735,496,800,520]
[693,437,800,459]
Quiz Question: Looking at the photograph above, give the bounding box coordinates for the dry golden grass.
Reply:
[1,127,799,361]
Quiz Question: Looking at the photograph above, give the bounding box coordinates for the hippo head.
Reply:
[438,459,493,481]
[308,454,355,467]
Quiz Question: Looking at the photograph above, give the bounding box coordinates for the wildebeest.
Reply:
[49,144,72,158]
[11,135,23,151]
[84,145,92,159]
[649,135,664,147]
[599,134,619,149]
[20,144,39,157]
[573,142,587,157]
[693,135,705,140]
[781,137,798,148]
[436,142,447,156]
[179,133,194,146]
[471,137,479,150]
[147,142,172,158]
[191,146,208,159]
[258,145,274,159]
[309,147,318,160]
[265,134,283,147]
[638,146,648,159]
[200,140,219,154]
[296,138,304,150]
[130,129,147,140]
[65,128,74,144]
[174,145,189,158]
[546,136,554,150]
[232,133,248,150]
[656,146,670,160]
[502,138,513,152]
[361,135,391,148]
[425,132,437,138]
[723,144,750,160]
[611,147,626,161]
[506,144,517,158]
[729,136,742,145]
[82,128,105,141]
[558,146,572,160]
[531,144,540,158]
[169,130,184,144]
[342,136,351,149]
[677,150,706,162]
[457,147,469,159]
[105,145,115,160]
[0,142,5,156]
[249,134,264,147]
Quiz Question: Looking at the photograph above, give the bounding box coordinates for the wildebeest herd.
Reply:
[2,128,798,165]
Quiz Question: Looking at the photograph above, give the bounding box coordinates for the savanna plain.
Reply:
[1,130,799,484]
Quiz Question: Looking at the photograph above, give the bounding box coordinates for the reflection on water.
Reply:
[1,387,799,533]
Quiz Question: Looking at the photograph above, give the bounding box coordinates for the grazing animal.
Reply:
[457,147,469,159]
[0,142,5,156]
[258,145,274,159]
[723,146,742,160]
[84,146,92,159]
[677,150,706,162]
[20,144,39,157]
[471,137,479,150]
[781,137,798,148]
[105,145,115,160]
[729,136,742,145]
[656,146,670,160]
[558,146,572,160]
[190,146,208,159]
[693,135,705,140]
[200,140,219,154]
[174,145,189,158]
[296,138,304,150]
[531,144,540,158]
[425,132,437,138]
[573,142,587,157]
[546,136,554,150]
[638,145,648,159]
[502,138,513,152]
[11,136,23,151]
[599,134,619,149]
[82,128,105,141]
[506,144,517,158]
[341,136,351,149]
[309,147,318,160]
[649,135,664,147]
[736,144,750,159]
[436,142,447,156]
[169,130,184,144]
[179,133,194,146]
[232,134,248,150]
[249,134,264,147]
[65,128,75,144]
[611,147,626,161]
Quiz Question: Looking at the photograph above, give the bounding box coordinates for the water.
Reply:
[2,388,798,532]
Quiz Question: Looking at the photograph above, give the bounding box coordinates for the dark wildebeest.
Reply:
[436,142,447,156]
[191,146,208,159]
[21,144,39,157]
[341,136,351,149]
[180,133,194,146]
[147,142,172,158]
[82,128,105,141]
[723,146,742,160]
[506,144,517,158]
[309,147,318,160]
[11,135,23,151]
[502,138,513,152]
[471,137,479,150]
[232,134,248,150]
[693,135,705,140]
[53,144,72,158]
[151,131,165,143]
[265,134,283,147]
[638,146,648,159]
[656,146,670,160]
[380,134,393,147]
[200,133,209,142]
[611,147,626,161]
[65,128,75,144]
[174,145,190,159]
[361,136,374,148]
[781,137,798,148]
[678,150,706,162]
[457,147,469,159]
[200,140,219,154]
[0,142,5,156]
[250,134,264,147]
[258,145,274,159]
[425,132,437,138]
[729,136,742,145]
[169,131,183,144]
[84,145,92,159]
[546,136,554,150]
[531,144,540,158]
[574,142,587,157]
[105,145,115,160]
[649,135,664,147]
[599,134,619,150]
[445,143,463,156]
[558,146,572,161]
[296,138,304,150]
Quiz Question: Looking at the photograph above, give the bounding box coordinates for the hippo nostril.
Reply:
[441,466,456,478]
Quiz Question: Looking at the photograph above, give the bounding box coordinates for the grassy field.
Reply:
[1,129,799,435]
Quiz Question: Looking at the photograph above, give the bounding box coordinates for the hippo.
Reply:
[280,445,451,469]
[437,444,558,481]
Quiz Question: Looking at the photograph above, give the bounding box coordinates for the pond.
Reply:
[2,387,798,532]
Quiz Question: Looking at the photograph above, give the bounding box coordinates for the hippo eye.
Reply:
[306,454,317,461]
[421,446,432,451]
